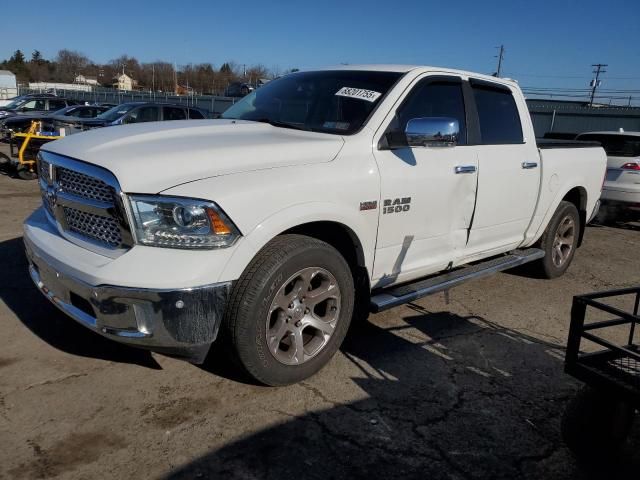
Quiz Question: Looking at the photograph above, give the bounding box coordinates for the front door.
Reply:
[372,76,478,287]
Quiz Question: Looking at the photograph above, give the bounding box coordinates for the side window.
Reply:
[394,80,467,145]
[188,108,205,119]
[77,108,94,118]
[471,85,523,144]
[127,106,159,123]
[21,100,45,110]
[163,106,186,121]
[48,99,67,111]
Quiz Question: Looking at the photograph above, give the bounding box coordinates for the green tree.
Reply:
[31,50,43,64]
[9,50,25,65]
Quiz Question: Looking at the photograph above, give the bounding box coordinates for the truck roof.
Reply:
[309,64,518,86]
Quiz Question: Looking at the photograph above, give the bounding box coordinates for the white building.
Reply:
[74,74,99,86]
[29,82,92,92]
[114,73,134,91]
[0,70,17,103]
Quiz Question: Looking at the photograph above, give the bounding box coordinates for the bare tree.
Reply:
[55,49,89,82]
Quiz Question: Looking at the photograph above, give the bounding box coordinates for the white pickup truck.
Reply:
[24,65,606,385]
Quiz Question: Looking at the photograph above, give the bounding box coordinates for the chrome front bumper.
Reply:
[25,240,231,363]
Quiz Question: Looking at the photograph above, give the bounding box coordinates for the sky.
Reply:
[2,0,639,101]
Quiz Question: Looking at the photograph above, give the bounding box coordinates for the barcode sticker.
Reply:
[335,87,382,103]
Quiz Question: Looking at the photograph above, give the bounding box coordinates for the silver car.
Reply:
[576,131,640,220]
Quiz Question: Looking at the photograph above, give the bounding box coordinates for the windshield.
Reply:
[3,97,27,109]
[97,104,137,122]
[577,134,640,157]
[222,70,402,134]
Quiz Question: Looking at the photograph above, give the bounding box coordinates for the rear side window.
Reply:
[188,108,205,119]
[163,106,186,120]
[471,85,523,144]
[48,99,67,111]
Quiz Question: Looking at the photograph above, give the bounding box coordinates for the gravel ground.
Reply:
[0,160,639,480]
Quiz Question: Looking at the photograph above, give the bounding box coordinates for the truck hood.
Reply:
[42,119,345,192]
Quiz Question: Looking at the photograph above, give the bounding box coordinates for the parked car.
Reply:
[0,104,112,140]
[575,131,640,221]
[224,82,254,97]
[0,95,78,121]
[57,102,208,131]
[25,65,606,386]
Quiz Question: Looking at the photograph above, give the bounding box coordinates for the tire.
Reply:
[535,201,580,278]
[223,234,355,386]
[0,153,10,173]
[561,386,634,458]
[16,163,37,180]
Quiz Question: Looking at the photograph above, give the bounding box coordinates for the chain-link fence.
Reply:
[17,87,238,115]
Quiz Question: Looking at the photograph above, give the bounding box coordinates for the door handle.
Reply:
[522,162,538,169]
[454,165,476,174]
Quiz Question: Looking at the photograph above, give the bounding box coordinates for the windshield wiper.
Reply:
[254,118,309,131]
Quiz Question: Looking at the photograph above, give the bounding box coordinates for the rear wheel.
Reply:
[535,201,580,278]
[223,234,354,386]
[562,386,634,458]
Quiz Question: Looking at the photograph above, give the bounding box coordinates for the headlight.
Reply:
[128,195,240,249]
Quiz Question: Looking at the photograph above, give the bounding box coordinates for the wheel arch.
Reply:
[218,203,375,285]
[528,184,589,248]
[562,186,588,247]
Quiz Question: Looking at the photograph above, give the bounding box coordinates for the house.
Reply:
[74,74,99,86]
[113,73,134,91]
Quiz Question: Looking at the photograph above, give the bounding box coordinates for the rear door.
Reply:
[463,80,541,259]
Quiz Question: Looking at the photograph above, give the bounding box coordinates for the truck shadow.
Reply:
[0,236,161,369]
[168,303,639,479]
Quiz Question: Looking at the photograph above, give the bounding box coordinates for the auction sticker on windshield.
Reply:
[335,87,382,103]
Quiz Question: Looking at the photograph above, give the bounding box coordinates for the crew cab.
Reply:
[23,65,607,386]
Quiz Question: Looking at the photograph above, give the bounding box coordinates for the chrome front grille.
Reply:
[63,207,122,247]
[37,152,133,256]
[57,166,115,203]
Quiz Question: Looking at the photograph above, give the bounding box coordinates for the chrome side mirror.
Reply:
[405,117,459,147]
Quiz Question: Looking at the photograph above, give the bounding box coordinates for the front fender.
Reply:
[220,201,375,282]
[162,158,381,283]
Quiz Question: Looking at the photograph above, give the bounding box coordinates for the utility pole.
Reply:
[589,63,607,106]
[494,45,505,77]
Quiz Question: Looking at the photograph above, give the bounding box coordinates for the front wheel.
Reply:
[223,234,354,386]
[16,163,37,180]
[536,201,580,278]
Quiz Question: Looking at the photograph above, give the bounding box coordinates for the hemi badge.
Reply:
[359,201,378,211]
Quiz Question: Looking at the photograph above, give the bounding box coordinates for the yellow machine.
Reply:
[10,121,63,180]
